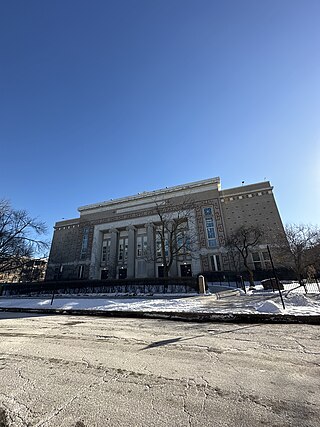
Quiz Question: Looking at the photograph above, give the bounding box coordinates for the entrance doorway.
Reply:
[158,266,164,278]
[180,264,192,277]
[119,268,127,279]
[101,269,109,280]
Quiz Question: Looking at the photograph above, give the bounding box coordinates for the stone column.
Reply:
[109,228,118,279]
[126,225,136,279]
[89,228,103,280]
[170,255,178,277]
[167,221,178,277]
[145,223,155,278]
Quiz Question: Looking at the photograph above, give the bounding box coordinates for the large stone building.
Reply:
[46,177,285,281]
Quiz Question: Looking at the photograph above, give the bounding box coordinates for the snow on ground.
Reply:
[0,291,319,316]
[209,280,320,294]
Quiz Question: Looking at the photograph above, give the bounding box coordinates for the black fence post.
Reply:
[50,290,55,305]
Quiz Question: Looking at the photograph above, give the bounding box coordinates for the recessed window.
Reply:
[156,233,168,258]
[262,252,271,269]
[80,227,89,260]
[137,235,147,257]
[252,252,262,270]
[101,239,111,263]
[210,254,221,271]
[203,207,217,248]
[118,238,128,261]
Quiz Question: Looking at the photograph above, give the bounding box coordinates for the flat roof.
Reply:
[78,177,221,213]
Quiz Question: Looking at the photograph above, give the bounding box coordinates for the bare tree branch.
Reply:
[145,196,198,277]
[225,226,264,288]
[273,223,320,284]
[0,199,49,274]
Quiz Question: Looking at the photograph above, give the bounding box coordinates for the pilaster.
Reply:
[145,222,155,277]
[109,228,118,279]
[126,225,136,278]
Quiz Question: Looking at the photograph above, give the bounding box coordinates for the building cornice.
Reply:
[78,177,221,214]
[219,182,273,199]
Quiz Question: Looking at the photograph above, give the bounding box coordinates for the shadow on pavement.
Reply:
[142,324,262,350]
[0,311,50,321]
[207,324,261,335]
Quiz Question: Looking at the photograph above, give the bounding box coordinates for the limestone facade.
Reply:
[45,178,285,280]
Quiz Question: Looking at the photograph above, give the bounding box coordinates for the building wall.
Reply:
[46,178,285,281]
[0,259,47,283]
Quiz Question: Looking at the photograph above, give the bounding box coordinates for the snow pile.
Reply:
[255,300,282,314]
[285,294,313,307]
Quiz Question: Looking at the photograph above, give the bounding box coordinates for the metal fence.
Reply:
[0,277,199,297]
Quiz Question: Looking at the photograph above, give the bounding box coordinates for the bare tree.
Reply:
[148,197,198,277]
[226,226,264,288]
[0,199,48,274]
[274,223,320,284]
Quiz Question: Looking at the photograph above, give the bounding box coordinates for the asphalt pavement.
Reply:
[0,312,319,426]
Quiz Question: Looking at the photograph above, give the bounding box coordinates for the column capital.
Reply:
[145,222,155,229]
[126,225,136,232]
[109,227,118,234]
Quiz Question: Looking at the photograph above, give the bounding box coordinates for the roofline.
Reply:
[219,181,273,198]
[78,177,221,212]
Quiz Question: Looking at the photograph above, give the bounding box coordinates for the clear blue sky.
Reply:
[1,0,319,242]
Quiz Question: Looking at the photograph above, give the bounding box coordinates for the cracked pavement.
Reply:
[0,312,319,426]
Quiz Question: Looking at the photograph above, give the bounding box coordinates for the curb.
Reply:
[0,307,319,324]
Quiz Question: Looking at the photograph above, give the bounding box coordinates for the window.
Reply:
[252,252,262,270]
[262,252,272,269]
[101,239,111,262]
[156,238,162,258]
[210,255,221,271]
[118,238,128,261]
[80,227,89,260]
[124,238,128,260]
[137,235,147,257]
[176,233,183,251]
[203,207,217,248]
[156,233,168,258]
[176,232,191,256]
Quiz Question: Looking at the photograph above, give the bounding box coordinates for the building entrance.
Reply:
[101,269,108,280]
[119,268,127,279]
[180,264,192,277]
[158,266,164,277]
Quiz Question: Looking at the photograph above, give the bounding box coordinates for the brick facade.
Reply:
[46,178,285,281]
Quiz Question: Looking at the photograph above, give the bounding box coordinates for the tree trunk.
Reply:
[243,261,255,288]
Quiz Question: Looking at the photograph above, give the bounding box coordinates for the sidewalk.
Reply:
[0,291,319,324]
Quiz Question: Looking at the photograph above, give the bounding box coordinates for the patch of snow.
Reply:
[1,292,320,316]
[255,300,282,314]
[286,294,313,307]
